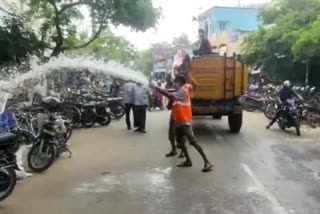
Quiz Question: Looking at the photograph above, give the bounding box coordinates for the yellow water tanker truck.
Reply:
[190,53,249,133]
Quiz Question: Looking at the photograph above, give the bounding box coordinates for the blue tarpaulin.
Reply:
[0,112,16,133]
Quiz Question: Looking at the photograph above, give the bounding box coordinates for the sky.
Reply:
[111,0,271,50]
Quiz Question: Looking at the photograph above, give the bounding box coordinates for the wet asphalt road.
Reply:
[1,111,320,214]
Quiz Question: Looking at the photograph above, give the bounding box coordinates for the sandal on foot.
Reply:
[177,161,192,167]
[202,164,213,173]
[178,153,185,158]
[165,151,177,157]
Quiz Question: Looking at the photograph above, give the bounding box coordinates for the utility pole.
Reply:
[305,59,310,86]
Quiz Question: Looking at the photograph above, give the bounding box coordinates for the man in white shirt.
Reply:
[133,82,150,133]
[122,80,135,130]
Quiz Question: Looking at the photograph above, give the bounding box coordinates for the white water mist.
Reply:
[0,55,148,93]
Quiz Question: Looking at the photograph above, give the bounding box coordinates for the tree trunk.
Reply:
[51,46,63,57]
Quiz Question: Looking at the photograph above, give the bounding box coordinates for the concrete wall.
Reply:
[211,7,259,33]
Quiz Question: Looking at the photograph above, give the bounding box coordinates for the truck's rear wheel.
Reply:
[228,112,243,133]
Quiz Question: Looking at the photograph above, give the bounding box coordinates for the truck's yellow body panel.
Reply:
[191,55,248,101]
[190,54,248,116]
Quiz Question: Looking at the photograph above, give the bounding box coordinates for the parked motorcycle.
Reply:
[304,103,320,128]
[22,97,73,172]
[75,100,111,128]
[0,132,19,201]
[105,97,125,119]
[240,92,273,112]
[66,89,112,127]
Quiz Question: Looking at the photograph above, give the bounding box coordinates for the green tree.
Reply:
[242,0,320,84]
[25,0,160,57]
[172,33,191,49]
[0,15,44,65]
[81,30,137,65]
[134,48,153,76]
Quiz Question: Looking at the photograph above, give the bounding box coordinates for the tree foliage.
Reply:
[25,0,160,56]
[172,33,191,49]
[80,30,137,65]
[0,16,44,65]
[242,0,320,84]
[134,48,153,77]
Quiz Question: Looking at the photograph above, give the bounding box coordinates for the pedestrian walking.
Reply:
[133,82,150,133]
[122,80,135,130]
[151,75,213,172]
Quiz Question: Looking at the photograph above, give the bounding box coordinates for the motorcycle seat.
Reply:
[107,97,122,101]
[0,132,17,145]
[81,103,96,107]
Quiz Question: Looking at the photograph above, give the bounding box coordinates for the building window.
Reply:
[218,21,228,31]
[231,32,239,42]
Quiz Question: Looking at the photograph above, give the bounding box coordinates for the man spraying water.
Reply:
[150,75,213,173]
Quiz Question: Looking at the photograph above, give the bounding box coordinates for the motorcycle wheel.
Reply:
[81,120,96,128]
[264,103,277,120]
[108,101,125,119]
[64,128,73,141]
[81,112,96,127]
[0,168,16,202]
[27,142,57,173]
[244,105,256,112]
[278,122,286,130]
[306,111,319,128]
[63,105,81,128]
[97,112,111,126]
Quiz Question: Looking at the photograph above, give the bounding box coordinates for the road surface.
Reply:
[1,111,320,214]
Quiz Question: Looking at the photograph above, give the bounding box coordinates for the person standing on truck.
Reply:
[193,29,212,56]
[151,75,213,173]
